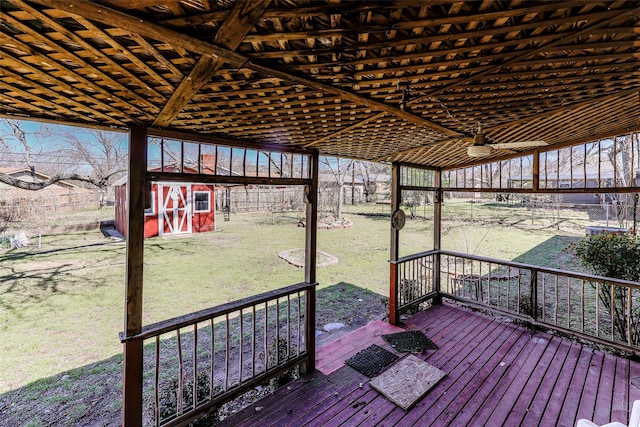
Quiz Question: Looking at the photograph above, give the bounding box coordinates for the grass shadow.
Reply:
[512,234,583,271]
[0,353,124,426]
[352,211,390,221]
[316,282,388,333]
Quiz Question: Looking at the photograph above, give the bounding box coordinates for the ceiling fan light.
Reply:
[473,132,486,145]
[467,145,492,157]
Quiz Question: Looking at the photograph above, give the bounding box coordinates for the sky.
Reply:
[0,118,127,173]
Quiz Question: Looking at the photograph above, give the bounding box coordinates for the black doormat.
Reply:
[381,330,439,353]
[345,344,399,378]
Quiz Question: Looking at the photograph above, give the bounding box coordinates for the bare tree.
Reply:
[354,161,388,202]
[604,134,640,230]
[320,157,354,220]
[0,120,126,205]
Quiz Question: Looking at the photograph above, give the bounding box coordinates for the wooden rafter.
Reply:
[248,14,635,61]
[153,0,272,128]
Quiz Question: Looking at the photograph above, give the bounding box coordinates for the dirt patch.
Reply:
[297,217,354,229]
[278,248,339,268]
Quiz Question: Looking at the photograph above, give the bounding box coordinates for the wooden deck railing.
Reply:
[390,250,438,316]
[391,250,640,354]
[120,282,317,427]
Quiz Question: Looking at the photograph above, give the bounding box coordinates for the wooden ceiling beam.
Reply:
[30,0,461,137]
[250,20,635,60]
[242,1,588,43]
[287,39,638,73]
[153,0,272,128]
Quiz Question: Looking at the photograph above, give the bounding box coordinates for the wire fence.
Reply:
[0,190,100,222]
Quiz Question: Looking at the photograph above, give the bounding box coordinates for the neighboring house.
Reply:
[113,167,217,239]
[318,172,390,204]
[0,167,93,213]
[508,163,623,204]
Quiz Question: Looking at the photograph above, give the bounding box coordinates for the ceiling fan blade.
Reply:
[488,140,547,149]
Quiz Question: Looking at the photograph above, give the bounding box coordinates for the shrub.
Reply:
[574,233,640,344]
[574,233,640,282]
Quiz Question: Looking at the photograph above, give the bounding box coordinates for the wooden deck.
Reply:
[221,303,640,427]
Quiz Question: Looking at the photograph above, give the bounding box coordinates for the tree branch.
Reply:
[0,169,125,190]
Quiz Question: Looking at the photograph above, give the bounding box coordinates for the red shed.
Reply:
[113,177,216,239]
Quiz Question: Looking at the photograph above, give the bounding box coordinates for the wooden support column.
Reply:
[122,125,147,427]
[302,150,319,373]
[433,170,443,305]
[532,150,540,192]
[389,162,401,325]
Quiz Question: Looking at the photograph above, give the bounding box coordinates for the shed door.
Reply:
[158,184,192,236]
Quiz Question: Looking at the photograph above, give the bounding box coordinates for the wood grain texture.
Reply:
[221,303,640,427]
[5,0,637,168]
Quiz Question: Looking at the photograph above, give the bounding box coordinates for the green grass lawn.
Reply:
[0,200,595,425]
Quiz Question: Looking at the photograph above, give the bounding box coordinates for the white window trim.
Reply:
[193,190,211,213]
[144,191,156,216]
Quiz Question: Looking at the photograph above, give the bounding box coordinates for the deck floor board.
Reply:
[220,303,640,427]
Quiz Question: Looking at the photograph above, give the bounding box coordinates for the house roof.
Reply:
[0,166,78,188]
[0,1,638,170]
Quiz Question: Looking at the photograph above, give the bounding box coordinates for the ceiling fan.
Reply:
[465,127,547,157]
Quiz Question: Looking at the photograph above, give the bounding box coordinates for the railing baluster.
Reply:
[264,301,268,372]
[517,267,521,314]
[611,284,615,341]
[177,329,183,416]
[554,275,558,325]
[252,306,256,379]
[276,297,281,366]
[530,269,538,322]
[596,282,600,338]
[287,294,291,360]
[155,336,160,427]
[239,309,244,385]
[568,277,572,329]
[297,292,302,357]
[628,287,633,346]
[225,313,230,391]
[541,273,546,321]
[581,279,585,333]
[193,323,198,410]
[508,268,513,311]
[210,318,215,400]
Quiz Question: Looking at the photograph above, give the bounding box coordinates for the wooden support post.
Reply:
[122,125,147,427]
[302,150,319,374]
[433,170,443,305]
[389,162,401,325]
[532,150,540,192]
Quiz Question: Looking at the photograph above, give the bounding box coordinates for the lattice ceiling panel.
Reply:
[0,0,638,170]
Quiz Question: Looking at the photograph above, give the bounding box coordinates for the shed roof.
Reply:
[1,1,638,170]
